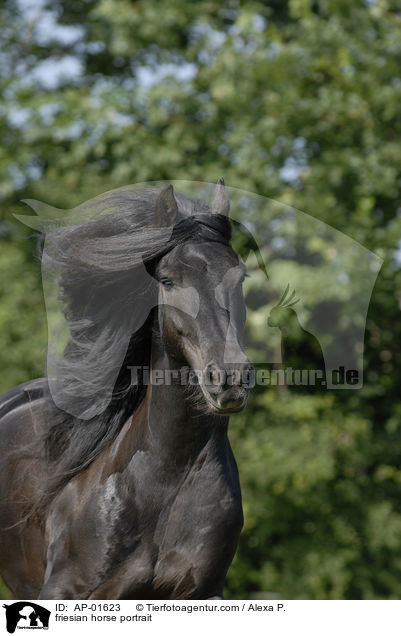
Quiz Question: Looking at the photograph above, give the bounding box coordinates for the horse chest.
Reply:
[99,453,242,553]
[43,442,242,599]
[61,452,242,598]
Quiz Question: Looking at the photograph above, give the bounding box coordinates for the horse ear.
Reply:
[212,177,230,216]
[155,184,179,227]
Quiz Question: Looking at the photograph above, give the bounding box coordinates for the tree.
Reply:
[1,0,401,598]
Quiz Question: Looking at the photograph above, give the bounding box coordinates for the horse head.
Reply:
[154,179,254,414]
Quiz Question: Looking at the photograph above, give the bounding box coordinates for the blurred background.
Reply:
[1,0,401,599]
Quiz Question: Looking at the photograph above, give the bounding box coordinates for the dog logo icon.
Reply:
[3,602,50,633]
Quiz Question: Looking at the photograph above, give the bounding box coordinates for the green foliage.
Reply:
[1,0,401,599]
[0,241,47,392]
[227,390,401,598]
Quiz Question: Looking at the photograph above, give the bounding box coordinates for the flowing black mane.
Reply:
[39,187,232,507]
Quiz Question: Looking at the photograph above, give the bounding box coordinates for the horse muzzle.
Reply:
[201,361,254,414]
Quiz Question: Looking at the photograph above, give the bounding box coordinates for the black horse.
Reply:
[0,179,254,599]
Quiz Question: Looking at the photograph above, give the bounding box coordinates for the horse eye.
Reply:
[160,279,173,288]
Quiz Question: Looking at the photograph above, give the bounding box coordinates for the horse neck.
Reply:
[141,331,229,468]
[102,319,229,480]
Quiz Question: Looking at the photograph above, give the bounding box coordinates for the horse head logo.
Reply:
[3,602,50,634]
